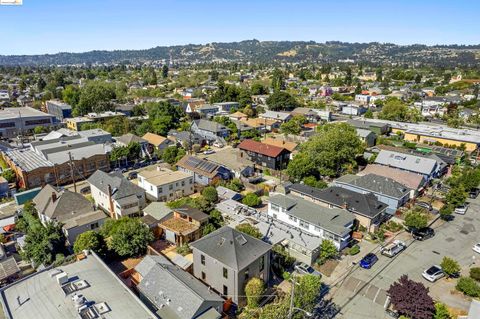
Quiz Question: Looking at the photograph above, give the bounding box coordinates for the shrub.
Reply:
[456,277,480,297]
[176,244,192,256]
[245,278,265,308]
[385,221,404,233]
[348,245,360,256]
[470,267,480,281]
[236,223,262,239]
[440,257,460,277]
[404,208,428,229]
[242,193,262,207]
[202,186,218,203]
[317,240,337,265]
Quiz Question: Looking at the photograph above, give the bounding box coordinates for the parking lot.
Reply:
[329,195,480,319]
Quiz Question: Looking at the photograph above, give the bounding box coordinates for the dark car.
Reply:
[127,171,138,180]
[359,253,378,269]
[412,227,435,241]
[469,188,480,199]
[79,186,91,195]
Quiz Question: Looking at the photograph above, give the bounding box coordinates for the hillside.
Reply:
[1,40,479,66]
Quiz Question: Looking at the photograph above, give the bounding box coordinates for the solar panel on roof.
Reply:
[185,156,201,167]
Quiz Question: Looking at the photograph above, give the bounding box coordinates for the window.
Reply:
[150,185,153,191]
[223,285,228,296]
[158,187,163,193]
[244,268,249,281]
[259,255,264,272]
[288,215,297,222]
[299,220,309,229]
[201,254,205,265]
[223,267,228,279]
[201,272,206,281]
[169,184,173,190]
[271,204,280,212]
[90,222,99,230]
[181,181,185,187]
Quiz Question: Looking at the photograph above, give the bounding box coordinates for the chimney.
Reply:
[107,184,115,220]
[51,192,57,203]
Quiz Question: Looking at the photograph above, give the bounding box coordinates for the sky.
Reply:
[0,0,479,55]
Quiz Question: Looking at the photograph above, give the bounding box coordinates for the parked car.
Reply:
[203,149,215,155]
[454,204,469,215]
[412,227,435,241]
[381,240,406,258]
[469,188,480,199]
[127,171,138,180]
[79,186,91,195]
[360,253,379,269]
[415,201,432,211]
[422,265,444,282]
[294,262,321,276]
[473,243,480,254]
[213,142,224,148]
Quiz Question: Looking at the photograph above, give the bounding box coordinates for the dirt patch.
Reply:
[315,259,339,277]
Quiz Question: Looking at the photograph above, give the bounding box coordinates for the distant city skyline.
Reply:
[0,0,479,55]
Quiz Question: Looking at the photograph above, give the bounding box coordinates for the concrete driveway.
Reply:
[329,196,480,319]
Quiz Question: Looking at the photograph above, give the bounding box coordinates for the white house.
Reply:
[137,167,194,201]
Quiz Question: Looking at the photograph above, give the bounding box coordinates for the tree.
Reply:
[434,303,451,319]
[439,204,453,221]
[73,230,106,255]
[364,109,374,119]
[1,169,16,183]
[404,208,428,229]
[236,223,262,239]
[34,126,47,134]
[387,275,435,319]
[415,74,422,84]
[62,84,81,106]
[287,123,363,180]
[242,193,262,207]
[317,239,337,265]
[162,146,185,165]
[441,257,460,277]
[294,274,322,316]
[266,91,299,111]
[245,277,265,308]
[202,186,218,203]
[280,115,306,135]
[104,218,154,258]
[271,69,285,91]
[378,98,422,123]
[302,176,327,189]
[77,81,116,115]
[251,82,268,95]
[445,185,467,207]
[202,223,217,236]
[161,65,169,78]
[471,267,480,281]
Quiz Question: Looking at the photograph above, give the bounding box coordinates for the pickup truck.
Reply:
[380,240,406,258]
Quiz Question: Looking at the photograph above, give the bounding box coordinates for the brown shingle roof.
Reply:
[238,139,288,158]
[261,137,298,152]
[142,132,169,146]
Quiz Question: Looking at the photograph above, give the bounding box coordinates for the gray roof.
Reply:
[88,170,144,201]
[0,253,157,319]
[375,150,437,175]
[194,119,229,133]
[269,194,354,236]
[115,133,147,145]
[0,107,55,120]
[356,128,375,138]
[136,257,223,319]
[335,174,410,199]
[5,148,53,171]
[260,110,292,121]
[143,202,174,221]
[190,226,271,271]
[289,184,387,219]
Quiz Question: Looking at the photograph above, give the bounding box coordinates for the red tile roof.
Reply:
[238,139,288,157]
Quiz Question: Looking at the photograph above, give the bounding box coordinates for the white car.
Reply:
[473,243,480,254]
[203,150,215,155]
[213,142,224,148]
[455,204,469,215]
[422,265,444,282]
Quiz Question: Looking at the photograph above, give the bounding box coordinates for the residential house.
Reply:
[134,255,224,319]
[216,186,242,201]
[229,111,248,121]
[238,139,291,171]
[333,174,411,214]
[358,164,427,197]
[33,184,106,245]
[197,104,219,118]
[259,110,292,123]
[341,104,367,116]
[185,98,206,114]
[168,130,205,148]
[347,119,390,135]
[374,149,439,180]
[355,94,370,105]
[213,102,239,113]
[191,119,230,144]
[142,132,175,153]
[289,184,388,232]
[356,128,377,147]
[88,170,146,219]
[176,155,232,185]
[137,167,194,201]
[268,193,354,251]
[190,226,272,305]
[240,118,280,132]
[291,107,319,122]
[160,206,209,245]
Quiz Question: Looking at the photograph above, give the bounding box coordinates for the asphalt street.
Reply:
[329,196,480,319]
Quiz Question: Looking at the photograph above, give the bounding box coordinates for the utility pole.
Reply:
[68,152,77,193]
[288,275,296,319]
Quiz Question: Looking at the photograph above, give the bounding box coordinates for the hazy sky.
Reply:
[0,0,479,55]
